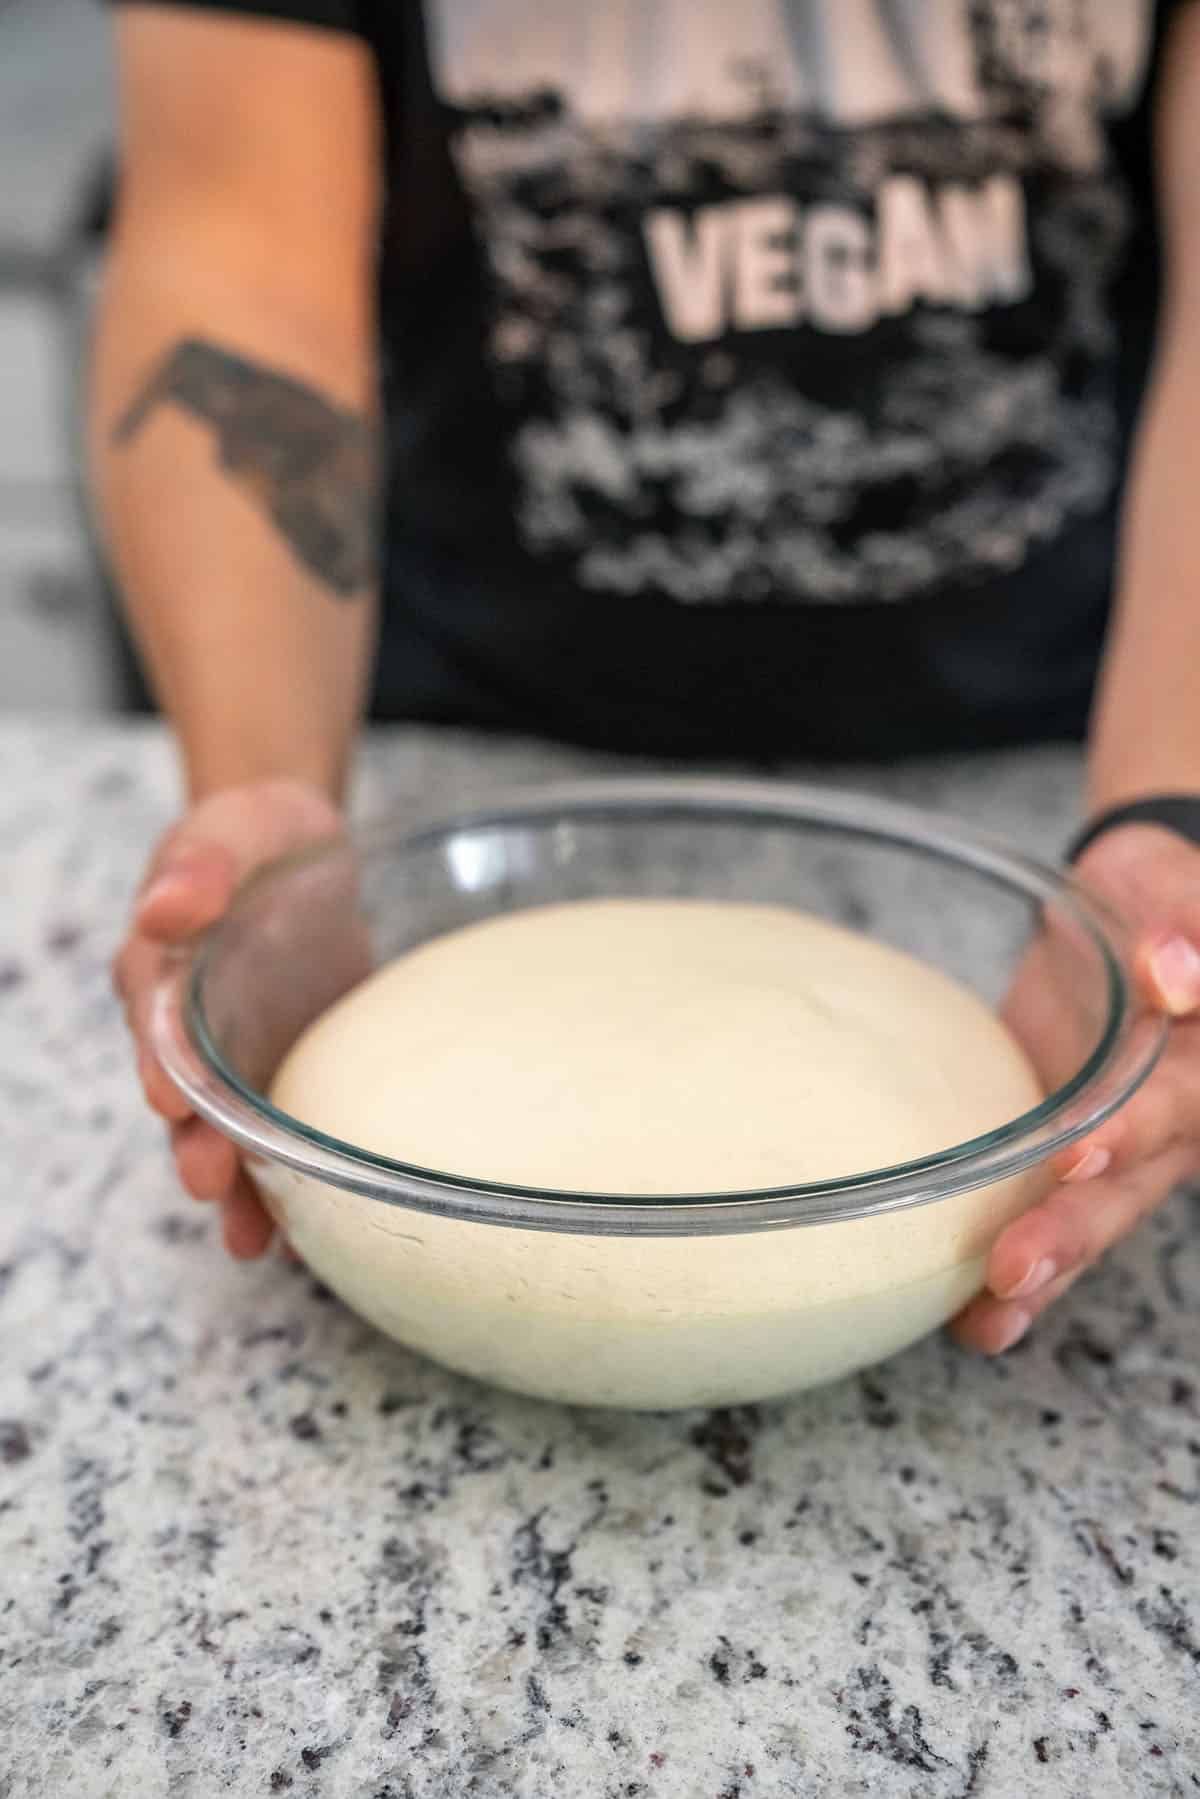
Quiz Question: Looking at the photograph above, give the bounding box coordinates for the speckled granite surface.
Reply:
[1,719,1198,1799]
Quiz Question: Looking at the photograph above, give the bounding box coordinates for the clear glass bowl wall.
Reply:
[154,783,1163,1407]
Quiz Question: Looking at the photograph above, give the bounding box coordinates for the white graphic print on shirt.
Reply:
[425,0,1154,605]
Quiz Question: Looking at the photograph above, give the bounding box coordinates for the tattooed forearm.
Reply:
[113,338,378,597]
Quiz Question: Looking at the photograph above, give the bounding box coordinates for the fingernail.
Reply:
[999,1256,1057,1300]
[1150,936,1200,1016]
[992,1308,1031,1353]
[1063,1145,1112,1183]
[139,869,189,913]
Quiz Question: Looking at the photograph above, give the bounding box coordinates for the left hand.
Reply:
[952,823,1200,1355]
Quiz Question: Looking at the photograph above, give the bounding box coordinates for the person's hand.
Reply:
[113,778,344,1258]
[952,824,1200,1354]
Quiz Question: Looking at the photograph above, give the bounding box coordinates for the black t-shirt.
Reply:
[112,1,1188,758]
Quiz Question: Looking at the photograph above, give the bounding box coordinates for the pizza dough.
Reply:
[262,899,1046,1406]
[271,898,1040,1192]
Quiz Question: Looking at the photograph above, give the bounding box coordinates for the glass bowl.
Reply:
[151,778,1165,1410]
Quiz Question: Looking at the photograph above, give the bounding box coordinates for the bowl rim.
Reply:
[150,775,1167,1237]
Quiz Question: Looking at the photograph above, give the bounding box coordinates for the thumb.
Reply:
[1138,931,1200,1018]
[135,779,342,944]
[136,842,239,941]
[1074,825,1200,1019]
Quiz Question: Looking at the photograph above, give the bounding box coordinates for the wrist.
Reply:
[1067,792,1200,863]
[183,737,350,807]
[172,692,356,806]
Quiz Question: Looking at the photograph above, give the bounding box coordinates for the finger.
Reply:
[1074,827,1200,1016]
[136,845,238,943]
[951,1265,1082,1356]
[981,1142,1197,1310]
[954,1144,1192,1356]
[1049,1023,1200,1180]
[170,1117,240,1202]
[117,937,193,1121]
[220,1174,276,1260]
[1137,932,1200,1019]
[139,1045,193,1123]
[112,932,158,1013]
[129,974,193,1121]
[114,936,194,1121]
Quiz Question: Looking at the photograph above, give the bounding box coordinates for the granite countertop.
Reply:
[2,719,1198,1799]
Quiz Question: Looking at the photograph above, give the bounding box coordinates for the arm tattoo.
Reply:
[114,338,378,597]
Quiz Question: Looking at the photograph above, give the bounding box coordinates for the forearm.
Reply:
[1087,328,1200,814]
[1088,1,1200,821]
[89,249,379,802]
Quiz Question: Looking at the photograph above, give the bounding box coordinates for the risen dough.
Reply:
[270,899,1041,1194]
[261,899,1046,1406]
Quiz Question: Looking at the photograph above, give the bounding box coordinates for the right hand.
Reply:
[113,777,344,1258]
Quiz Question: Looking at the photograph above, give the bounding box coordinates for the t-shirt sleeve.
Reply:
[104,0,363,35]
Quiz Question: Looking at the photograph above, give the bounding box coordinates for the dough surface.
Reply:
[270,899,1041,1195]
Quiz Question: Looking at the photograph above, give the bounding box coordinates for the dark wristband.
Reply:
[1067,794,1200,864]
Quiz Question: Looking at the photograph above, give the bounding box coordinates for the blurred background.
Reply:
[0,0,138,713]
